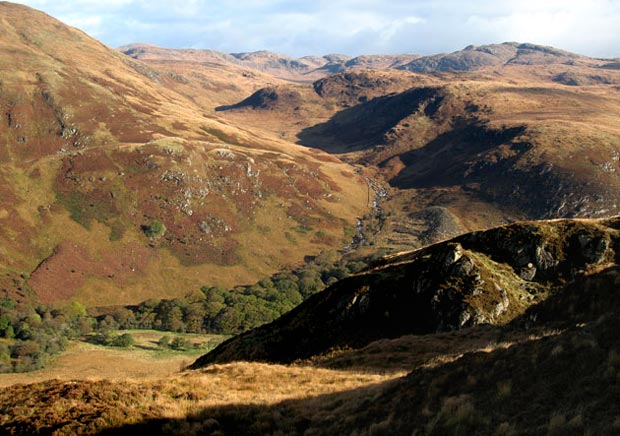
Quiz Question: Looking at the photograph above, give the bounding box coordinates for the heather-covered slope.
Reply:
[0,2,368,306]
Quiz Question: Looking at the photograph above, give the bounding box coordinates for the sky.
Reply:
[11,0,620,58]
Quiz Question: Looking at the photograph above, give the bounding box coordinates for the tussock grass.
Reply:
[0,309,619,435]
[0,361,400,435]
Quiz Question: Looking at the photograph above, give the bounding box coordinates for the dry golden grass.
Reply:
[0,342,180,388]
[0,322,592,435]
[0,353,402,435]
[305,324,564,373]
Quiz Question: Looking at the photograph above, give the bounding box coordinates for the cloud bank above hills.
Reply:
[11,0,620,58]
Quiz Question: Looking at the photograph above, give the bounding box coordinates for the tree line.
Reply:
[0,251,373,372]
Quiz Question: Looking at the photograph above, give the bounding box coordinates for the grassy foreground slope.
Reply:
[2,218,620,434]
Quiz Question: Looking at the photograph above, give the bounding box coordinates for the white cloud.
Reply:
[9,0,620,57]
[380,16,425,43]
[56,13,102,35]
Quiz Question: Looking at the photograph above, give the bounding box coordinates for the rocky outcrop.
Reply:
[192,217,620,367]
[398,42,583,73]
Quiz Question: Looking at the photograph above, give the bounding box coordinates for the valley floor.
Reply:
[0,331,225,387]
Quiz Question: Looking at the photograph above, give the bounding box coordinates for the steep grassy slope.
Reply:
[192,217,620,366]
[0,2,368,306]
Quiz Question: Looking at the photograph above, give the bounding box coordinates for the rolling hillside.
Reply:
[214,52,620,251]
[2,1,619,310]
[1,3,620,434]
[0,2,368,307]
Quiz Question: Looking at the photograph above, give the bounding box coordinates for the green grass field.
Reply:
[0,330,229,387]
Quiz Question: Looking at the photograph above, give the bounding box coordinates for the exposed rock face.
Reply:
[192,217,620,367]
[519,263,537,281]
[451,255,475,277]
[398,42,583,73]
[577,233,609,264]
[440,243,463,269]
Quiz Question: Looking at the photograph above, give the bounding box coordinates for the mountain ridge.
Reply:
[120,41,613,83]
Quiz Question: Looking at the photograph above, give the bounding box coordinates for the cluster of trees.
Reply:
[0,250,372,373]
[89,331,136,348]
[157,335,193,351]
[0,299,93,372]
[102,251,368,335]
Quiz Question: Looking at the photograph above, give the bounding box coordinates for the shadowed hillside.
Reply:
[192,217,620,366]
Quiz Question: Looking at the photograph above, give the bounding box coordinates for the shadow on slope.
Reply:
[192,218,620,368]
[97,285,620,435]
[297,87,442,153]
[309,263,620,372]
[387,122,527,188]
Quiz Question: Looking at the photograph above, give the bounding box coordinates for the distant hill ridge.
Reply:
[120,41,604,82]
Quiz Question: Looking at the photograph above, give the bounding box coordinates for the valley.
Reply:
[0,1,620,435]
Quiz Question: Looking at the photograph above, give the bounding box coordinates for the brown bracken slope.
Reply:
[0,2,368,306]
